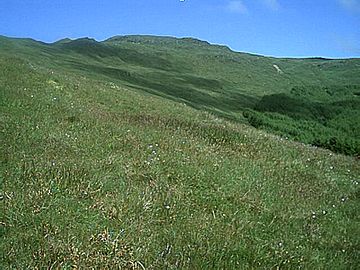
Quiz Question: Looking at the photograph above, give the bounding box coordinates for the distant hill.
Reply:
[1,34,358,155]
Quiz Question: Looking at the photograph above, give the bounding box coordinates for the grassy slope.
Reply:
[1,36,360,268]
[1,35,359,156]
[2,35,359,117]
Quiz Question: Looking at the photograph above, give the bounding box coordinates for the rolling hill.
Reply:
[1,35,359,268]
[1,34,359,155]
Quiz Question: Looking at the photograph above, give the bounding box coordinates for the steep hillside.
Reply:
[1,35,359,155]
[1,35,360,268]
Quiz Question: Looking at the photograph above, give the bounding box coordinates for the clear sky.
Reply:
[0,0,359,58]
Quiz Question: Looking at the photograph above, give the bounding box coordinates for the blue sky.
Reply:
[0,0,359,58]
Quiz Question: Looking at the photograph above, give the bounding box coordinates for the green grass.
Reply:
[1,35,360,269]
[1,34,359,155]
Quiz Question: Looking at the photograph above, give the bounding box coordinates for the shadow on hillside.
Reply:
[58,40,186,72]
[68,61,259,117]
[255,93,360,122]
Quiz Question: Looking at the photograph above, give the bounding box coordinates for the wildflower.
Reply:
[164,205,170,209]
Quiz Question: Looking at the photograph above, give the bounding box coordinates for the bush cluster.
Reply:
[243,87,360,156]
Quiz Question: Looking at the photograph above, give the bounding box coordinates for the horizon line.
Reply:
[1,33,359,60]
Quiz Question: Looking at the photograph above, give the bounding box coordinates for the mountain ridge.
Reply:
[3,34,360,60]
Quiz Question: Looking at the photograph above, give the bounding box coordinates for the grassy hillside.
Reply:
[1,34,359,155]
[1,35,360,268]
